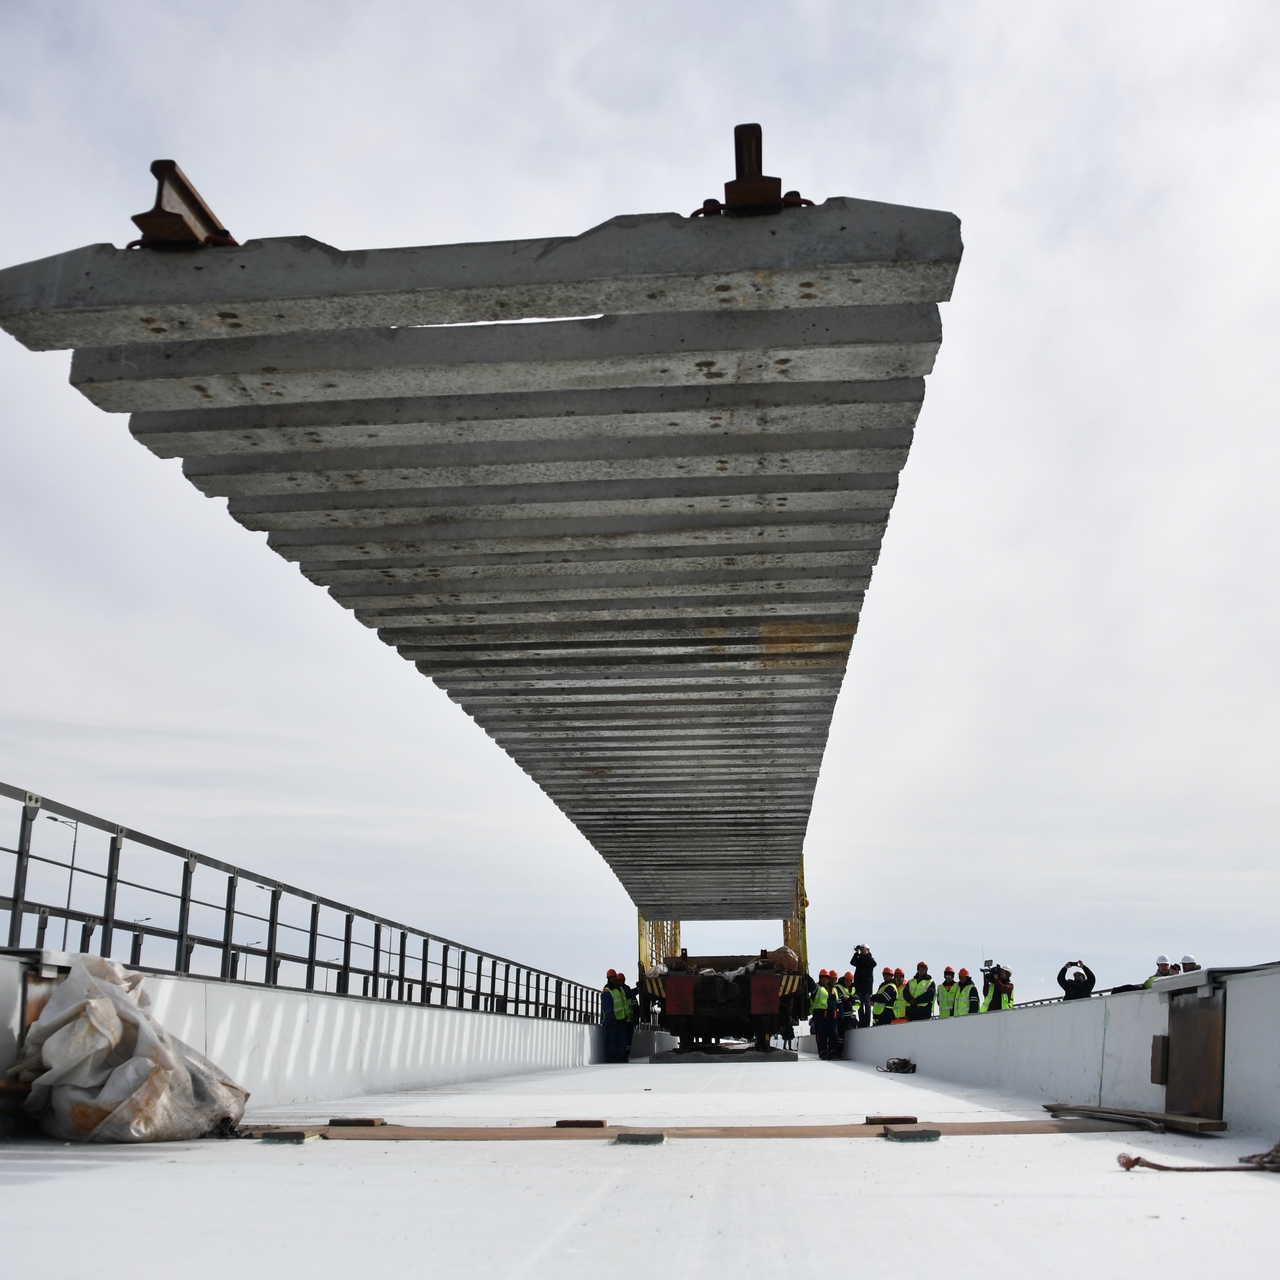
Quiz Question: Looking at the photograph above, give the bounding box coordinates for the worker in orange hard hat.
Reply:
[954,967,980,1016]
[601,969,633,1063]
[835,971,859,1052]
[872,967,897,1026]
[904,961,936,1022]
[616,973,639,1051]
[810,970,836,1057]
[937,966,959,1018]
[892,968,907,1022]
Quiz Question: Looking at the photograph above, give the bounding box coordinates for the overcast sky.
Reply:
[1,2,1277,999]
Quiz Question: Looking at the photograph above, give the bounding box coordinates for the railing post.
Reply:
[488,958,497,1013]
[398,930,407,1002]
[420,936,430,1004]
[265,885,281,985]
[35,907,48,949]
[80,918,97,953]
[372,922,382,999]
[130,927,143,968]
[503,962,511,1013]
[7,795,40,948]
[340,912,353,994]
[556,978,563,1021]
[175,853,196,974]
[220,873,238,980]
[472,953,481,1010]
[458,950,467,1008]
[306,901,319,991]
[100,827,124,959]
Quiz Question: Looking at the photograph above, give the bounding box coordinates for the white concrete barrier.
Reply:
[141,971,603,1111]
[1216,965,1280,1135]
[0,955,603,1112]
[848,965,1280,1134]
[630,1026,679,1057]
[0,955,22,1072]
[848,990,1167,1112]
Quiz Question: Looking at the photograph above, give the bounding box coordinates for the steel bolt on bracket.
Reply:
[692,124,814,217]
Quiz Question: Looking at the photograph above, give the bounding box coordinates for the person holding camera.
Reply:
[849,944,877,1028]
[981,963,1014,1012]
[1056,960,1096,1001]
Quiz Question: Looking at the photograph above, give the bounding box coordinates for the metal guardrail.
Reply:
[0,781,599,1023]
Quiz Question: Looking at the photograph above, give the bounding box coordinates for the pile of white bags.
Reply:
[9,956,248,1142]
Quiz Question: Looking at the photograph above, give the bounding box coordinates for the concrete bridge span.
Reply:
[0,184,961,920]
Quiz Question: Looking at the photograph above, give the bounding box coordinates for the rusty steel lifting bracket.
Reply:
[129,159,238,249]
[692,124,814,218]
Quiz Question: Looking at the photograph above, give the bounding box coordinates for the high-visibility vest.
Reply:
[608,986,632,1021]
[905,976,934,1013]
[954,980,978,1016]
[937,982,958,1017]
[810,984,829,1014]
[981,985,1014,1013]
[872,982,897,1023]
[893,984,907,1019]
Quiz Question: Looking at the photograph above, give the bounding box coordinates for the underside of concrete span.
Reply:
[0,192,961,919]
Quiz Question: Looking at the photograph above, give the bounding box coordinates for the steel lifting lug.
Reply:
[692,124,814,217]
[129,159,238,249]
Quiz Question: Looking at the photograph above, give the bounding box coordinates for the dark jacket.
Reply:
[904,974,936,1021]
[851,951,877,994]
[1057,963,1096,1001]
[871,982,898,1025]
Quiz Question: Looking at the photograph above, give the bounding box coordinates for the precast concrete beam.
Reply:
[129,377,924,458]
[71,303,941,413]
[0,183,959,919]
[0,199,960,350]
[246,492,896,534]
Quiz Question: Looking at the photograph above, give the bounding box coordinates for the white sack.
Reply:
[9,957,248,1142]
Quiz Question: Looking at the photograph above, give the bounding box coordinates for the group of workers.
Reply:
[603,948,1202,1066]
[807,951,1206,1057]
[601,968,639,1062]
[808,953,1016,1058]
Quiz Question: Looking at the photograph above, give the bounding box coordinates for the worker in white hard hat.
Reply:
[1143,955,1173,988]
[1181,954,1201,972]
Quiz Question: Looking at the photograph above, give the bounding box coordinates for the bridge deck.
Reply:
[0,1061,1268,1278]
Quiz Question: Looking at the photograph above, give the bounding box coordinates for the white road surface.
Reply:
[2,1058,1274,1279]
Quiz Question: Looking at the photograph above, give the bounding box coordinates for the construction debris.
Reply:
[8,956,247,1142]
[1044,1103,1227,1135]
[1117,1139,1280,1174]
[236,1117,1127,1142]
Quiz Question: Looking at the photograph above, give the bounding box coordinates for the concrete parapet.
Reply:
[0,956,602,1112]
[848,964,1280,1134]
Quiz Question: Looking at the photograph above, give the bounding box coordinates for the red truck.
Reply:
[640,948,808,1052]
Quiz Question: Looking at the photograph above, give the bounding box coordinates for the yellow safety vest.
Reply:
[893,983,906,1019]
[609,986,632,1021]
[872,981,897,1023]
[906,976,934,1013]
[810,984,829,1014]
[954,981,978,1016]
[981,985,1014,1013]
[937,982,958,1017]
